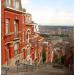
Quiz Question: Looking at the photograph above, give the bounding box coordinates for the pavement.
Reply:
[1,64,73,75]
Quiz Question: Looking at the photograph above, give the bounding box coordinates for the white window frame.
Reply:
[14,20,18,36]
[5,19,10,35]
[6,0,11,7]
[26,15,31,24]
[16,1,19,9]
[14,0,19,9]
[27,46,30,56]
[14,43,18,55]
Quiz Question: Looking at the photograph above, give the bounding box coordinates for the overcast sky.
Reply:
[21,0,74,25]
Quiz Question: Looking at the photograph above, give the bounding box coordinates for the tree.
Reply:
[42,50,46,63]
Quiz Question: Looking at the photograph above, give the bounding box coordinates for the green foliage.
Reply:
[61,56,65,64]
[40,33,68,37]
[42,50,46,63]
[60,34,68,37]
[40,34,50,37]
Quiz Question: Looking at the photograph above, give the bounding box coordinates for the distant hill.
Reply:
[38,25,73,29]
[38,25,74,35]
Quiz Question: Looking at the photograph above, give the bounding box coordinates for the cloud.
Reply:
[31,7,73,25]
[21,2,73,25]
[21,0,31,8]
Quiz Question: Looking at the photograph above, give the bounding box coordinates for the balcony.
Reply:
[14,34,19,41]
[25,22,33,26]
[4,32,20,43]
[4,33,14,43]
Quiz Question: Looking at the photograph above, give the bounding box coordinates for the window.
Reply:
[22,32,24,42]
[22,16,25,24]
[26,15,31,24]
[6,43,11,65]
[16,1,19,9]
[26,30,30,43]
[6,44,11,58]
[14,0,20,9]
[26,32,28,39]
[6,0,11,7]
[14,43,18,55]
[28,17,31,23]
[5,19,10,35]
[27,46,30,56]
[14,20,18,37]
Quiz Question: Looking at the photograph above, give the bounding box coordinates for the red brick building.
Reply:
[25,14,44,64]
[1,0,26,66]
[1,0,44,66]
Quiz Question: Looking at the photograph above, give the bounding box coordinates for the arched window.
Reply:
[26,30,30,44]
[27,45,30,56]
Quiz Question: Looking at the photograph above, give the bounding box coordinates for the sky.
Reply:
[21,0,74,25]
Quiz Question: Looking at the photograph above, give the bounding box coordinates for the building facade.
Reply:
[1,0,26,66]
[1,0,44,67]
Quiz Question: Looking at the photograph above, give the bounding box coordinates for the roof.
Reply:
[30,34,44,41]
[37,35,44,41]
